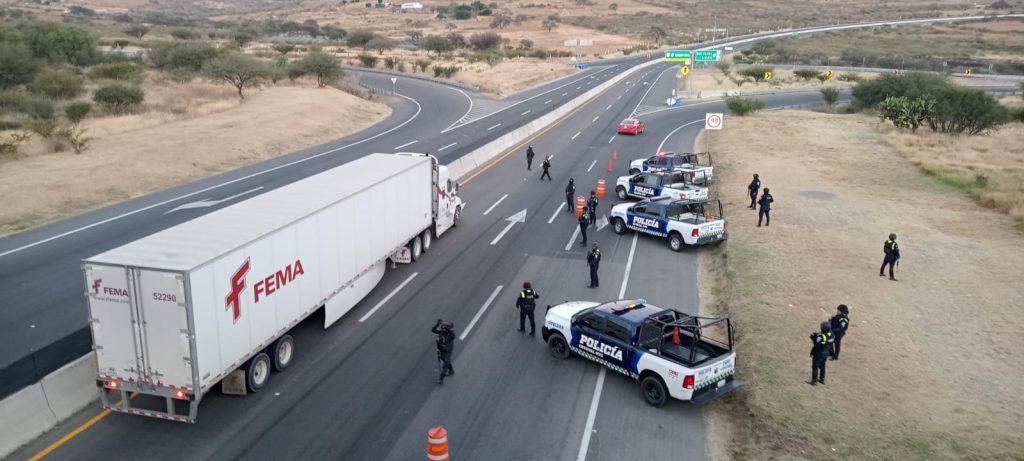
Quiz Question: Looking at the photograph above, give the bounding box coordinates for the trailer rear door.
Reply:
[85,264,143,381]
[135,269,194,389]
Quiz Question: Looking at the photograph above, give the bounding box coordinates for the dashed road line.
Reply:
[608,135,616,144]
[587,160,597,172]
[521,110,531,116]
[460,285,503,340]
[438,142,457,152]
[394,140,418,150]
[487,123,502,131]
[544,99,552,104]
[571,132,581,140]
[358,273,418,322]
[548,202,564,224]
[483,194,508,215]
[592,116,600,123]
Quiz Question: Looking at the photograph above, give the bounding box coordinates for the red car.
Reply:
[617,118,645,135]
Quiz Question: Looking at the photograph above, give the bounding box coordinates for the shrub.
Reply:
[30,67,83,98]
[169,28,199,40]
[346,29,376,48]
[357,54,379,68]
[0,132,31,156]
[150,42,220,72]
[296,52,343,87]
[432,65,459,78]
[468,31,501,50]
[0,89,27,113]
[23,96,56,120]
[926,86,1010,135]
[166,68,195,83]
[383,57,397,70]
[468,51,502,66]
[64,101,92,123]
[124,24,149,39]
[878,95,934,131]
[56,125,91,154]
[414,58,432,72]
[528,49,549,59]
[737,65,773,82]
[852,72,947,109]
[820,87,840,106]
[420,36,453,56]
[21,22,99,66]
[0,43,39,88]
[286,63,306,82]
[837,72,862,83]
[365,36,396,54]
[89,62,144,81]
[793,69,821,81]
[714,61,731,76]
[725,96,766,116]
[93,83,144,113]
[27,118,57,138]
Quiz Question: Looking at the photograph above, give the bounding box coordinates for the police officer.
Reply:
[526,145,535,170]
[829,304,850,361]
[757,187,773,227]
[565,178,576,212]
[747,173,761,209]
[809,321,832,385]
[586,243,601,288]
[432,319,456,385]
[587,191,599,228]
[578,212,589,247]
[516,282,540,335]
[540,155,552,181]
[879,233,900,281]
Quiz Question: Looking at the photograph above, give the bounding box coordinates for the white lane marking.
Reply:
[164,186,263,214]
[547,202,563,224]
[617,95,621,100]
[656,119,705,154]
[0,93,424,258]
[521,110,531,116]
[441,87,475,132]
[358,272,418,322]
[544,99,552,104]
[630,65,675,117]
[562,92,568,96]
[487,123,502,131]
[576,86,581,90]
[592,116,600,123]
[438,142,457,152]
[606,104,612,111]
[394,140,418,150]
[608,135,616,144]
[490,208,527,245]
[483,194,508,215]
[619,233,638,298]
[576,368,607,461]
[586,160,597,172]
[571,132,581,140]
[460,285,503,340]
[565,226,581,251]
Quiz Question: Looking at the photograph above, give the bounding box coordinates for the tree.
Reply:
[163,43,220,71]
[608,2,618,13]
[30,66,83,98]
[542,19,558,32]
[64,101,92,123]
[366,36,396,54]
[518,39,533,51]
[124,24,149,39]
[445,32,466,49]
[489,14,512,29]
[274,44,296,55]
[93,83,144,114]
[346,29,376,48]
[21,22,98,66]
[0,43,39,88]
[421,35,454,56]
[642,26,667,45]
[297,51,342,87]
[322,25,347,40]
[714,61,731,75]
[233,31,256,47]
[820,87,840,106]
[302,19,321,37]
[204,53,269,100]
[407,30,424,41]
[469,32,502,50]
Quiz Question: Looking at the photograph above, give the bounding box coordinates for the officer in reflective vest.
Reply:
[516,282,540,336]
[879,233,900,281]
[830,304,850,361]
[588,191,599,228]
[809,321,832,385]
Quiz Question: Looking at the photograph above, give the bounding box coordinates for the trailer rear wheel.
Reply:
[641,375,669,407]
[246,353,271,392]
[421,229,433,252]
[271,335,295,372]
[410,236,422,261]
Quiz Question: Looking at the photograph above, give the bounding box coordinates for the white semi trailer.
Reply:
[82,153,463,422]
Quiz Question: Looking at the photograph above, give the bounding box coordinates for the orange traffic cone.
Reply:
[596,178,606,198]
[427,426,450,461]
[607,158,614,172]
[612,149,618,160]
[576,195,587,217]
[672,326,682,346]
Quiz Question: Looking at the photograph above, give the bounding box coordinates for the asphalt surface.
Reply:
[11,55,833,460]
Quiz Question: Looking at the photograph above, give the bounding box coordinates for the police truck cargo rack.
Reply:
[628,152,714,180]
[610,196,725,250]
[82,153,464,423]
[543,299,741,406]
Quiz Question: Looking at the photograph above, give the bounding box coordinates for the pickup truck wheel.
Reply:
[616,186,628,200]
[271,335,294,372]
[613,218,626,235]
[641,375,669,407]
[410,236,422,262]
[246,353,272,393]
[547,334,571,360]
[421,229,433,252]
[628,168,640,175]
[668,233,684,252]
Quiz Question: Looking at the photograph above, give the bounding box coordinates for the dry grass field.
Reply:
[698,110,1024,460]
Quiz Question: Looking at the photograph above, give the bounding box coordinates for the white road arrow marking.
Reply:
[164,187,264,214]
[490,208,527,245]
[596,214,609,232]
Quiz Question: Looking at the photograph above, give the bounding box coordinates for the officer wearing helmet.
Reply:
[565,178,576,212]
[830,304,850,360]
[880,233,901,281]
[516,282,540,336]
[432,319,456,384]
[809,321,833,385]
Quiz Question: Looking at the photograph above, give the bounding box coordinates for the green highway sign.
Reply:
[694,50,721,62]
[664,50,692,62]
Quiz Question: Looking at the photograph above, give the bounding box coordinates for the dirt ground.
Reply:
[0,83,391,237]
[697,111,1024,460]
[678,67,869,93]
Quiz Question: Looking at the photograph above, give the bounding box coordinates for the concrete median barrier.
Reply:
[40,353,98,421]
[0,383,58,458]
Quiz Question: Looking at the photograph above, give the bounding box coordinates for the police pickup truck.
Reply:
[628,152,714,180]
[615,170,709,201]
[543,299,740,406]
[610,196,725,250]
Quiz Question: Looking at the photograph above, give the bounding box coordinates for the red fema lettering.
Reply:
[253,259,305,303]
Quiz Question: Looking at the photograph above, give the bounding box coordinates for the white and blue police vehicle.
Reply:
[543,299,740,406]
[628,152,714,180]
[615,169,709,202]
[610,196,725,250]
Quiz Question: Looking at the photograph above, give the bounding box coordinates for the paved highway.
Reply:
[12,54,833,459]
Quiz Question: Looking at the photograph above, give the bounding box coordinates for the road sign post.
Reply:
[390,77,397,95]
[704,113,723,153]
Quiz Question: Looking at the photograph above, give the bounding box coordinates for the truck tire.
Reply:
[613,218,626,235]
[271,335,295,372]
[668,233,684,252]
[616,186,628,200]
[547,334,571,360]
[453,206,462,227]
[628,168,640,175]
[421,229,433,252]
[246,353,272,393]
[410,236,422,262]
[641,375,669,407]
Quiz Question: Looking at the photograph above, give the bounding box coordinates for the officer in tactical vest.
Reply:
[809,321,833,385]
[516,282,540,336]
[587,243,601,288]
[588,191,599,228]
[880,233,900,281]
[432,319,456,385]
[830,304,850,361]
